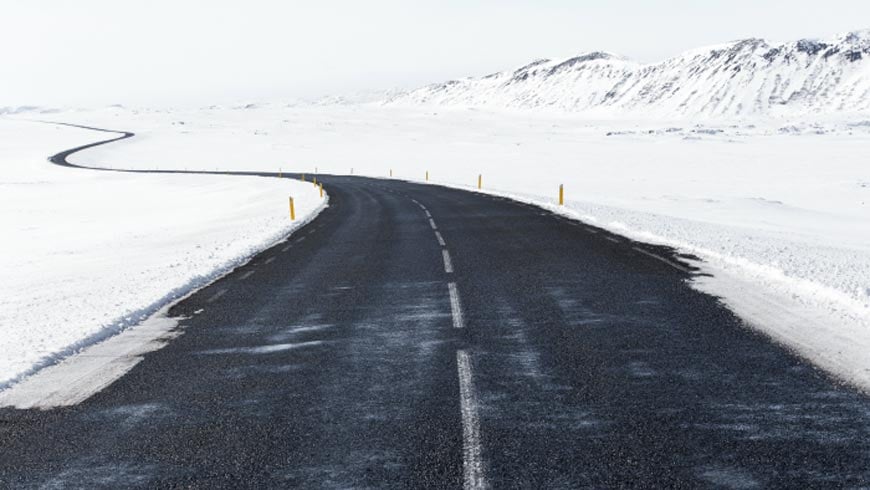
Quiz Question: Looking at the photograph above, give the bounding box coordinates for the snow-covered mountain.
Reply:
[386,30,870,118]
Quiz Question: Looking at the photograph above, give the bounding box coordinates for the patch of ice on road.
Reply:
[268,324,334,342]
[197,340,325,356]
[697,466,760,489]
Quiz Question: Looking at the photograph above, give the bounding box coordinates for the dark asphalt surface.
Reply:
[1,126,869,488]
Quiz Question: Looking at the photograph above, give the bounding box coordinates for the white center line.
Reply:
[435,230,446,246]
[297,236,306,243]
[264,257,275,265]
[282,245,292,252]
[206,288,227,303]
[442,249,454,273]
[584,227,598,234]
[457,350,486,490]
[429,218,438,230]
[448,282,465,329]
[239,270,256,281]
[605,236,621,243]
[425,210,432,218]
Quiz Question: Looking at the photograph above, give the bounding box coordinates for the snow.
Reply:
[0,305,180,409]
[4,66,870,395]
[0,119,325,389]
[31,103,870,392]
[387,30,870,118]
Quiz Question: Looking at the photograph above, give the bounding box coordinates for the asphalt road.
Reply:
[1,127,869,488]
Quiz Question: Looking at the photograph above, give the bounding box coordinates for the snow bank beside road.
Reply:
[0,120,324,388]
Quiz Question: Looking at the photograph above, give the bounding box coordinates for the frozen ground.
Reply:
[0,119,325,388]
[34,103,870,391]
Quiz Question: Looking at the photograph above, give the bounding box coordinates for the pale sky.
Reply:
[3,0,870,108]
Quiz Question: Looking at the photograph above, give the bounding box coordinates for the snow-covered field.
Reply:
[0,119,325,388]
[3,100,869,393]
[34,103,870,391]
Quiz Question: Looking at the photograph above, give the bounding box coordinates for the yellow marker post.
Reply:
[313,176,317,187]
[289,197,296,220]
[319,183,323,198]
[426,171,429,182]
[478,174,482,189]
[301,173,306,182]
[390,169,393,177]
[559,184,564,205]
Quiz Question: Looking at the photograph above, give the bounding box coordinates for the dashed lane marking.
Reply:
[435,231,446,247]
[448,282,465,329]
[457,350,486,490]
[443,249,454,273]
[239,270,256,281]
[206,288,227,303]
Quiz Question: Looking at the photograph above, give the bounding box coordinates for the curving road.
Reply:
[1,126,869,488]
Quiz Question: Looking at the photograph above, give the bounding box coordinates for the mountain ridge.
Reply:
[386,29,870,117]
